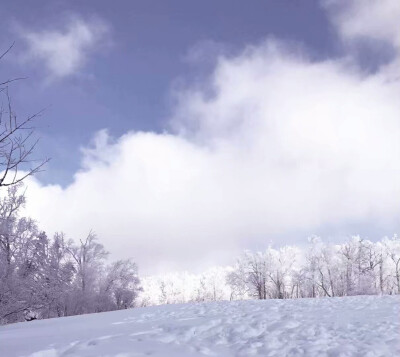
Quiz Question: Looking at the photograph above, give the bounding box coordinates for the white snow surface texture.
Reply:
[1,295,399,357]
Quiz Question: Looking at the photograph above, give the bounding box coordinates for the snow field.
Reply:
[0,295,399,357]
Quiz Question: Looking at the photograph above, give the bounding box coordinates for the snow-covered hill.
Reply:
[1,295,399,357]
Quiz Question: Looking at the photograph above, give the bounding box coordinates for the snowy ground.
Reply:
[1,296,399,357]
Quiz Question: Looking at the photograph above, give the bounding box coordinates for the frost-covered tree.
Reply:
[67,232,108,296]
[137,268,233,306]
[0,185,45,323]
[228,251,267,300]
[265,246,298,299]
[383,235,400,294]
[100,259,141,310]
[0,188,142,324]
[227,247,299,300]
[224,236,400,303]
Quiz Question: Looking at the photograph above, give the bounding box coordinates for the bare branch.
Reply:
[0,42,15,61]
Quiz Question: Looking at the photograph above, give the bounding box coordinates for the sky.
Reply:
[0,0,399,274]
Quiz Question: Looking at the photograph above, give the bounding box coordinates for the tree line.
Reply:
[137,235,400,306]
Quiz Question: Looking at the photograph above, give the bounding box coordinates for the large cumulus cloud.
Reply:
[24,0,400,274]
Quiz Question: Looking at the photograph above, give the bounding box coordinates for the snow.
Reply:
[1,295,399,357]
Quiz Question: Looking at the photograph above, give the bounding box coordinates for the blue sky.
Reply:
[1,0,337,185]
[1,0,399,274]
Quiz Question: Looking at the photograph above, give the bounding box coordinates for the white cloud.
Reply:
[326,0,400,50]
[20,16,109,79]
[23,1,400,274]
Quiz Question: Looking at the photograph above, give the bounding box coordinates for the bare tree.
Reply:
[0,43,49,188]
